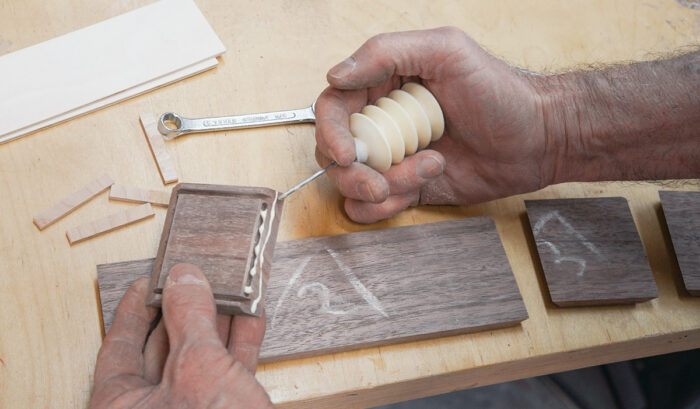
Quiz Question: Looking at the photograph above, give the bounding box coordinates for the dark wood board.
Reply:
[97,258,153,332]
[659,191,700,296]
[260,216,527,362]
[98,217,528,362]
[525,197,658,306]
[145,183,283,316]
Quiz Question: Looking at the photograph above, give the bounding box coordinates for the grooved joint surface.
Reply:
[145,183,282,316]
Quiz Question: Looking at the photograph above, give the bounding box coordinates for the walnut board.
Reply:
[659,191,700,296]
[98,259,153,332]
[98,217,528,360]
[145,184,283,316]
[525,198,658,306]
[5,2,700,408]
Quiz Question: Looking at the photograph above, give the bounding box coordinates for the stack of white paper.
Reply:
[0,0,226,144]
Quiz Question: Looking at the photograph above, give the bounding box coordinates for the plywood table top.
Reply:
[1,1,699,408]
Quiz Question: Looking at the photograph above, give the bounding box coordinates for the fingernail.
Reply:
[329,150,340,164]
[416,156,444,179]
[328,57,356,79]
[357,182,376,202]
[166,264,206,288]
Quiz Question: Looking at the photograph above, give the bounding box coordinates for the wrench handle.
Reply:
[158,105,316,139]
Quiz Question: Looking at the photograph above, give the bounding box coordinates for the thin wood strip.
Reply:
[140,114,178,185]
[109,184,171,207]
[0,58,218,144]
[0,0,225,141]
[66,203,154,244]
[33,173,114,230]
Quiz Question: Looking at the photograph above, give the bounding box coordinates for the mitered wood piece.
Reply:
[659,191,700,296]
[145,184,283,316]
[66,203,154,244]
[98,217,527,362]
[140,114,178,184]
[109,184,170,207]
[525,197,658,306]
[33,173,114,230]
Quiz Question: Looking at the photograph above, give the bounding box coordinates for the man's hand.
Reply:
[315,26,554,223]
[316,27,700,224]
[90,264,273,409]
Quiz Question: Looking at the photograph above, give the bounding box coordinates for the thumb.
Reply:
[162,263,221,350]
[327,26,465,89]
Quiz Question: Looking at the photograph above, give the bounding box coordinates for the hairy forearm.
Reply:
[536,51,700,184]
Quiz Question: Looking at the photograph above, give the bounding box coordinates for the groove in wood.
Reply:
[145,184,282,316]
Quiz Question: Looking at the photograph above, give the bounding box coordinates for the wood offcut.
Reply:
[33,173,114,230]
[66,203,155,244]
[659,191,700,296]
[98,217,528,362]
[145,184,283,316]
[140,113,179,184]
[525,197,658,306]
[109,184,171,207]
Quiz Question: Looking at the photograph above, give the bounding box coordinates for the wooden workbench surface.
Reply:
[1,1,698,407]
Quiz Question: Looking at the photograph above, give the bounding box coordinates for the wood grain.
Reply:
[109,184,171,207]
[145,184,283,316]
[525,198,658,306]
[98,217,528,362]
[3,1,700,408]
[66,203,154,244]
[140,113,178,185]
[97,259,152,332]
[659,191,700,296]
[33,173,114,230]
[262,216,527,362]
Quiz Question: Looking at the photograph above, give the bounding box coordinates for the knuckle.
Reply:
[171,341,223,379]
[365,33,390,52]
[437,26,464,39]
